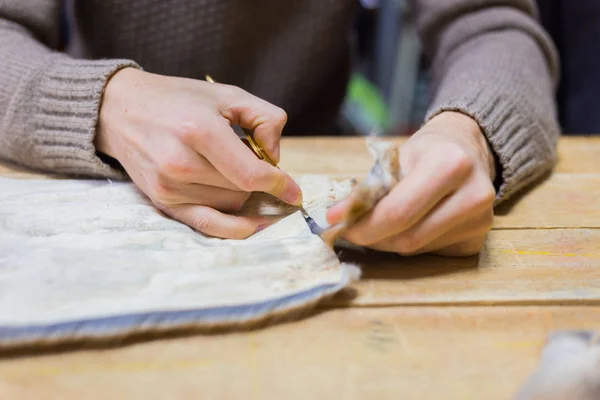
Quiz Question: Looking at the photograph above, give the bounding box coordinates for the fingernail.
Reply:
[255,224,268,233]
[326,208,340,225]
[326,200,347,224]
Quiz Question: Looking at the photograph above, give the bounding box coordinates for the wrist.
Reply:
[95,67,143,158]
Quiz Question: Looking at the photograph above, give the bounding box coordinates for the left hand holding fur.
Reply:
[327,111,497,257]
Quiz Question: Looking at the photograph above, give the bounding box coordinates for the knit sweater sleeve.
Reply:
[410,0,561,204]
[0,1,139,178]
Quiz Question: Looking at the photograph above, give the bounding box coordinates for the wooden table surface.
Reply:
[1,137,599,399]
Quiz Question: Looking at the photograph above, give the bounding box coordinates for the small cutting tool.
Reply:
[205,75,324,235]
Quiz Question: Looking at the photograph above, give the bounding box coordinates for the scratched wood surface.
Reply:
[493,174,600,228]
[0,136,599,399]
[329,229,600,307]
[554,136,600,173]
[278,136,600,175]
[2,138,599,229]
[2,306,600,400]
[0,137,597,178]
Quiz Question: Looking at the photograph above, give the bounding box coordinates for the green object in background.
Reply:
[340,73,390,135]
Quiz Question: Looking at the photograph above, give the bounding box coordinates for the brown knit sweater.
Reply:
[0,0,559,203]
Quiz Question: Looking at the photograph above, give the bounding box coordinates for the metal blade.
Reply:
[298,206,324,236]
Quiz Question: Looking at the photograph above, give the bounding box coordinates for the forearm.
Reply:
[0,10,139,178]
[411,0,560,203]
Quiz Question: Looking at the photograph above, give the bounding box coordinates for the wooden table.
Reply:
[1,137,599,399]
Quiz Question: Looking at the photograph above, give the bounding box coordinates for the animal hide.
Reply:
[0,138,400,350]
[0,175,358,350]
[515,330,600,400]
[321,138,400,246]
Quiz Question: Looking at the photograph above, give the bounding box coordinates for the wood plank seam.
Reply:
[492,227,600,230]
[321,300,600,308]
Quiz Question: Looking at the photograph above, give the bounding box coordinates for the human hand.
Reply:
[326,111,496,256]
[95,68,302,239]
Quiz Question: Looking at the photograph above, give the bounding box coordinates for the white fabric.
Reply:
[0,176,355,326]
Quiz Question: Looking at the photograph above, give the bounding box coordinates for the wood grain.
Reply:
[493,174,600,228]
[279,137,404,176]
[1,137,597,178]
[0,162,51,180]
[282,139,600,229]
[555,136,600,173]
[329,229,600,307]
[3,140,598,229]
[1,306,599,400]
[0,136,599,399]
[279,136,600,175]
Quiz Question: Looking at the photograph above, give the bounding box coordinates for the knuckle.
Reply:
[272,107,288,125]
[480,185,497,206]
[270,174,288,197]
[221,84,246,100]
[394,233,423,255]
[444,145,474,177]
[172,119,198,142]
[158,154,194,177]
[479,209,495,233]
[191,211,212,234]
[387,203,413,230]
[457,238,486,256]
[231,225,252,240]
[346,232,375,247]
[151,175,173,201]
[173,119,209,144]
[238,167,262,192]
[152,200,169,213]
[468,184,496,211]
[433,236,487,258]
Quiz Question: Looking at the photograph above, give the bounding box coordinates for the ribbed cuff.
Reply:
[32,55,141,179]
[425,83,558,205]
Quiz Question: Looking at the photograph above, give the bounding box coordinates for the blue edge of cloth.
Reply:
[0,280,347,348]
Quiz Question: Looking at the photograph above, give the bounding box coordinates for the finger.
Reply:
[326,198,349,225]
[363,175,495,253]
[340,155,468,246]
[157,145,240,190]
[431,236,488,257]
[184,118,302,205]
[162,203,272,239]
[425,214,490,255]
[369,208,492,255]
[219,85,287,163]
[155,182,251,212]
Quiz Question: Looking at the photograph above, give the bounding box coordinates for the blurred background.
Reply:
[59,0,599,137]
[339,0,599,137]
[338,0,427,137]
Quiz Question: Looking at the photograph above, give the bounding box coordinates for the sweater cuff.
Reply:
[425,83,557,205]
[32,55,141,179]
